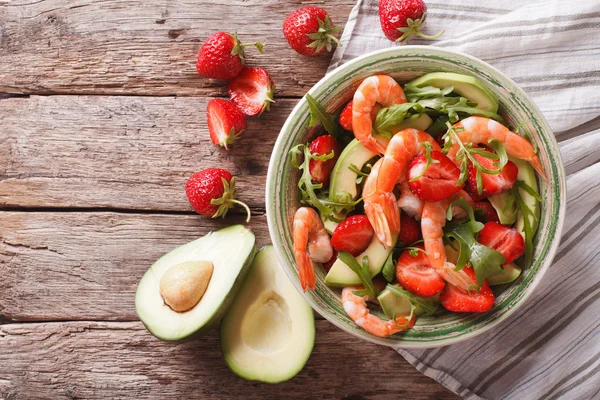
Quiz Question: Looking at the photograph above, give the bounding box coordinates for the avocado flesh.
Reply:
[390,113,433,133]
[135,225,256,341]
[511,156,540,237]
[488,263,522,285]
[324,235,397,286]
[329,139,376,203]
[488,192,517,225]
[377,285,436,317]
[221,245,315,383]
[408,72,499,113]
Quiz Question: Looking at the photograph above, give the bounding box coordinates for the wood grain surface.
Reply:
[0,95,294,211]
[0,0,354,97]
[0,0,461,398]
[0,321,458,400]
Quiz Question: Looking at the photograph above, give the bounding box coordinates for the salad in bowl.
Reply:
[266,47,565,347]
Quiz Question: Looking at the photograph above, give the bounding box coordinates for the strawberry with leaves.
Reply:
[196,32,265,80]
[283,6,341,56]
[379,0,444,43]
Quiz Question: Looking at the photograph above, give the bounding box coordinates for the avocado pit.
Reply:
[159,260,213,313]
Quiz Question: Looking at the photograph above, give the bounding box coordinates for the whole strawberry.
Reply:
[196,32,265,79]
[283,6,341,56]
[206,99,246,149]
[185,168,251,222]
[379,0,444,43]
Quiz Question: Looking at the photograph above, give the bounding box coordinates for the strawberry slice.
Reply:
[308,135,341,186]
[207,99,247,149]
[474,201,500,224]
[408,150,463,202]
[467,149,518,199]
[395,245,445,296]
[339,100,354,131]
[331,215,374,256]
[399,211,421,245]
[440,266,495,312]
[228,67,275,116]
[477,222,525,264]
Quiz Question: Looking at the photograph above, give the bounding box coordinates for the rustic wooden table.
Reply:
[0,1,460,398]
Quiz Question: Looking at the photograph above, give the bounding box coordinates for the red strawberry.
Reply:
[331,215,375,256]
[322,249,338,272]
[474,201,500,224]
[408,150,463,202]
[283,6,341,56]
[308,135,341,186]
[196,32,264,80]
[399,211,421,245]
[477,222,525,264]
[440,266,495,312]
[395,245,445,296]
[228,67,275,116]
[339,100,354,131]
[185,168,251,222]
[206,99,247,149]
[379,0,444,43]
[467,150,519,199]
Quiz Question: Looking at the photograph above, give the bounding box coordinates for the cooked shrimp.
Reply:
[363,129,440,247]
[293,207,333,291]
[353,75,407,154]
[421,190,478,291]
[397,181,424,220]
[448,116,544,177]
[342,287,415,337]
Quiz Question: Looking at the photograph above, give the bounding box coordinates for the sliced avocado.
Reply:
[488,192,517,225]
[511,156,540,236]
[135,225,256,341]
[408,72,499,113]
[324,235,397,286]
[377,285,437,317]
[488,263,522,285]
[221,245,314,383]
[322,218,339,235]
[329,139,376,203]
[390,113,433,133]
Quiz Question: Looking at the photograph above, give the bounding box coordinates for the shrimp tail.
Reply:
[529,155,546,181]
[365,191,400,248]
[296,251,316,291]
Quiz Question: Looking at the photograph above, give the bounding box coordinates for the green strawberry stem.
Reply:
[396,13,444,43]
[306,16,342,53]
[229,32,266,64]
[210,177,252,223]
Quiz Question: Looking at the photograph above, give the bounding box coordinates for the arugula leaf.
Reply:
[426,115,451,136]
[349,162,373,185]
[443,199,506,286]
[382,251,396,283]
[404,84,454,102]
[338,251,378,298]
[386,284,439,315]
[289,144,360,219]
[305,94,340,139]
[487,139,508,170]
[510,180,541,266]
[442,97,505,123]
[373,103,421,137]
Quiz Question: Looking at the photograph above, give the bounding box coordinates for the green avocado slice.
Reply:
[408,72,499,113]
[135,225,256,341]
[221,245,315,383]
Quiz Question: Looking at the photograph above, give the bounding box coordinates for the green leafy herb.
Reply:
[373,102,421,137]
[289,144,359,219]
[487,139,508,170]
[382,251,396,283]
[406,247,428,257]
[349,162,373,185]
[305,94,340,139]
[442,97,505,123]
[426,115,451,137]
[511,180,542,266]
[408,141,439,182]
[404,84,454,102]
[392,308,415,329]
[443,200,506,286]
[338,251,378,298]
[386,284,439,315]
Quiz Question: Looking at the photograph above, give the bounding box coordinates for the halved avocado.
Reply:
[408,72,499,113]
[221,245,315,383]
[324,235,397,286]
[135,225,256,341]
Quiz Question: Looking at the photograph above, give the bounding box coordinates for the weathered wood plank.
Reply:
[0,320,459,399]
[0,211,271,321]
[0,0,354,97]
[0,95,300,211]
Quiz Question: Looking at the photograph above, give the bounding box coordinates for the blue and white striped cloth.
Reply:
[329,1,600,399]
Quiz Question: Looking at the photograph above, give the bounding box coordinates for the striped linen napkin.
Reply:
[328,1,600,399]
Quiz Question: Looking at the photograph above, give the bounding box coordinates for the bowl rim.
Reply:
[266,45,566,348]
